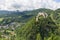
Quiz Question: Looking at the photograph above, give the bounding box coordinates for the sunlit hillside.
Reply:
[0,8,60,40]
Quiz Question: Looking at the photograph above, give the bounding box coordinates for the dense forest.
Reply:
[0,8,60,40]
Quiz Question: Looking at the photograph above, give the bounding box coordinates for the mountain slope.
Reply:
[16,11,60,40]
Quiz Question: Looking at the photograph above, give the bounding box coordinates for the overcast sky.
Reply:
[0,0,60,11]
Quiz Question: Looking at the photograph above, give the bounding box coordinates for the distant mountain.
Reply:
[55,8,60,13]
[0,8,60,25]
[0,8,56,16]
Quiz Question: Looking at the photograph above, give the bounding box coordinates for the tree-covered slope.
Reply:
[16,9,60,40]
[0,8,60,40]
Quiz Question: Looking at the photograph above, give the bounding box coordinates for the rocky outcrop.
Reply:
[36,12,48,22]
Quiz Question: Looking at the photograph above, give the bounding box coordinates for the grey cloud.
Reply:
[12,3,22,9]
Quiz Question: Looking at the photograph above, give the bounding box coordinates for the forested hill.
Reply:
[0,8,60,17]
[0,8,60,40]
[0,8,53,25]
[15,8,60,40]
[0,8,60,25]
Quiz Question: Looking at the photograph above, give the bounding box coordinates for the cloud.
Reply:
[12,3,21,9]
[0,0,60,11]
